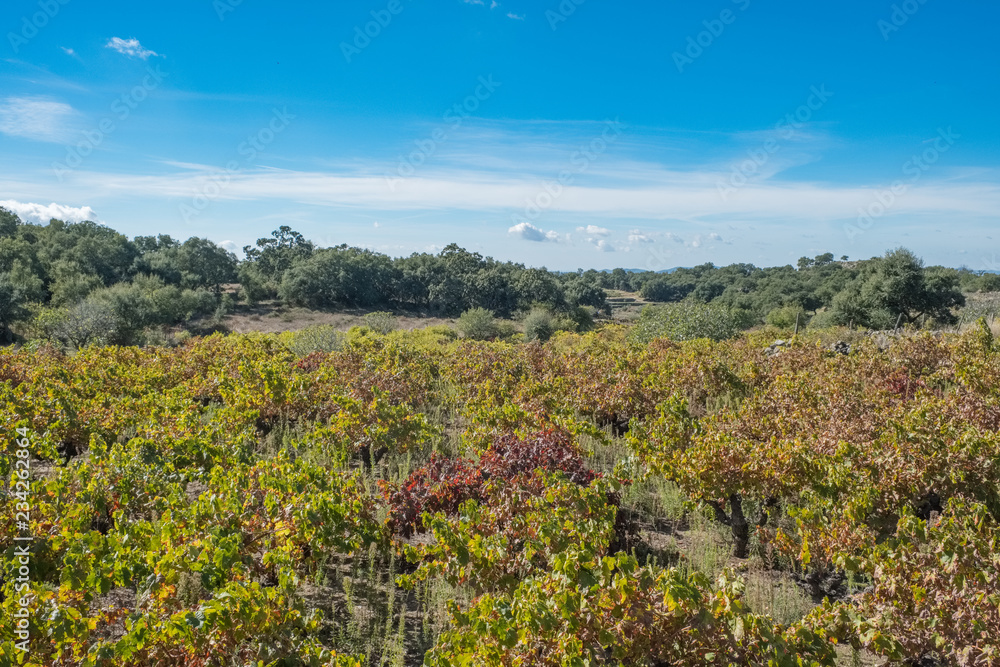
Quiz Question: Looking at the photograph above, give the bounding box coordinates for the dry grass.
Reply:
[223,302,456,335]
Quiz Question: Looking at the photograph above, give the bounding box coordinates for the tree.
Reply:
[137,236,238,293]
[640,277,686,303]
[832,248,965,328]
[0,273,28,340]
[278,246,397,309]
[564,277,607,308]
[242,226,314,282]
[515,268,564,309]
[0,206,19,237]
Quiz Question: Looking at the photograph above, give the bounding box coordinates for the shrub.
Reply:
[765,305,810,330]
[214,293,236,322]
[457,307,498,340]
[382,431,598,537]
[363,311,398,335]
[287,324,346,357]
[425,325,458,341]
[479,431,596,486]
[807,309,839,330]
[54,301,117,349]
[523,308,555,342]
[381,455,484,538]
[630,301,750,344]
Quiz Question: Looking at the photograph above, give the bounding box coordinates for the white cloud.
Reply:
[105,37,159,60]
[507,12,525,19]
[509,221,560,242]
[628,229,653,243]
[576,224,610,236]
[590,239,615,252]
[0,97,78,143]
[0,200,97,224]
[709,232,723,241]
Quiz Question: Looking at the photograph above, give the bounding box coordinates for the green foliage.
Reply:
[134,235,238,292]
[279,246,398,309]
[0,205,18,237]
[54,301,117,348]
[630,301,751,344]
[457,307,499,340]
[640,276,689,302]
[285,324,347,357]
[832,248,966,328]
[522,308,555,342]
[765,305,811,330]
[563,276,606,308]
[363,311,399,335]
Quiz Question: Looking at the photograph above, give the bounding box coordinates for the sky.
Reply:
[1,0,998,272]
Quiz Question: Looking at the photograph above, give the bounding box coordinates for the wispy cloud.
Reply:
[0,199,97,224]
[0,96,78,142]
[105,37,159,60]
[25,160,1000,225]
[507,12,525,20]
[2,121,997,262]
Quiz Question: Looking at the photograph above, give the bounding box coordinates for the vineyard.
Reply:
[1,322,999,666]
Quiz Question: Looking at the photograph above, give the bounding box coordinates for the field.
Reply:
[2,323,999,666]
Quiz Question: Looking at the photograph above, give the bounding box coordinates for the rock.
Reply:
[764,340,791,357]
[830,341,851,355]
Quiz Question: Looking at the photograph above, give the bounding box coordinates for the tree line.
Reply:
[1,206,993,344]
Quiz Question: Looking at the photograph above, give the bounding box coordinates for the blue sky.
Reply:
[1,0,998,271]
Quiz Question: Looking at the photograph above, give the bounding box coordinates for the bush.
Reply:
[425,325,458,341]
[567,306,596,332]
[523,308,555,342]
[214,293,236,322]
[764,305,810,330]
[54,301,117,349]
[807,309,840,330]
[287,324,346,357]
[457,307,499,340]
[630,301,750,344]
[363,311,398,335]
[27,305,68,341]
